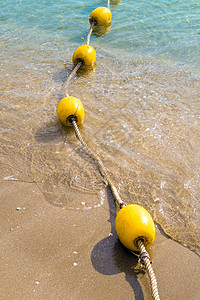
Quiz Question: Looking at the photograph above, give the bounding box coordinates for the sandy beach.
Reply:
[1,1,200,299]
[1,180,199,300]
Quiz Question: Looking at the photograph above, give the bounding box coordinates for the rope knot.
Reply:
[138,250,152,265]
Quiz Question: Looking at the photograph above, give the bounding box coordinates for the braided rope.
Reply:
[87,22,95,45]
[72,119,126,209]
[71,118,160,299]
[71,115,160,299]
[137,240,160,300]
[63,4,160,299]
[65,61,83,97]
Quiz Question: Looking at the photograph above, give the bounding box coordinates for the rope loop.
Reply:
[138,250,152,265]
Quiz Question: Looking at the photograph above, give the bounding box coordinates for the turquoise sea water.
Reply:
[1,0,200,255]
[1,0,200,67]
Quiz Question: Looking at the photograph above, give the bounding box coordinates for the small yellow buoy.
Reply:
[115,204,156,252]
[89,7,112,26]
[72,45,96,67]
[57,96,85,126]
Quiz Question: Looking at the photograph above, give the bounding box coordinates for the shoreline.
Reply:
[1,180,200,299]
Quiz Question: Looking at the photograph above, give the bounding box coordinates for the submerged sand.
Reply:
[1,180,199,300]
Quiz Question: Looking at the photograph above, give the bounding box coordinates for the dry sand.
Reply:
[1,180,200,300]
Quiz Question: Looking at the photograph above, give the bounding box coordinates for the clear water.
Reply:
[0,0,200,255]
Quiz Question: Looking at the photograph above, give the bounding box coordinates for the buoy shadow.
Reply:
[34,118,82,144]
[111,0,122,5]
[52,66,71,83]
[92,23,112,38]
[52,62,97,89]
[91,187,145,299]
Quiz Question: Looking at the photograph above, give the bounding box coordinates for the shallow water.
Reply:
[0,0,200,255]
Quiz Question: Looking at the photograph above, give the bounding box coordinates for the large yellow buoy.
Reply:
[89,7,112,26]
[72,45,96,67]
[57,96,85,126]
[115,204,156,252]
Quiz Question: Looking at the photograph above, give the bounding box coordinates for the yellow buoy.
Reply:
[89,7,112,26]
[72,45,96,67]
[57,96,85,126]
[115,204,156,252]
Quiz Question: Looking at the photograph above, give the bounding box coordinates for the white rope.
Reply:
[65,61,82,97]
[87,22,95,45]
[63,4,161,299]
[137,240,160,300]
[71,118,126,210]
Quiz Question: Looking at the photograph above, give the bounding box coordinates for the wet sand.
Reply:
[1,180,200,300]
